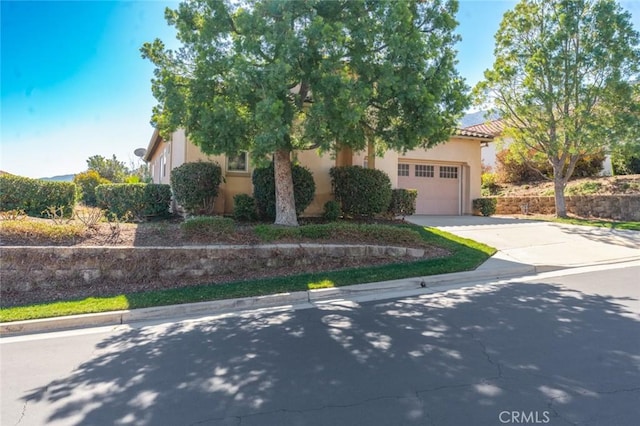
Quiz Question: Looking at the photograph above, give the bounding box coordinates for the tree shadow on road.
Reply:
[21,280,640,425]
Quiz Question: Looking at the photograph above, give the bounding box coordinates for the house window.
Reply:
[398,163,409,177]
[415,164,434,178]
[227,152,249,172]
[439,166,458,179]
[363,159,368,169]
[161,155,167,178]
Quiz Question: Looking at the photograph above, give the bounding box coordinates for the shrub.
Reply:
[481,172,500,196]
[96,184,144,219]
[73,170,111,206]
[473,198,497,217]
[180,216,235,239]
[330,166,392,217]
[0,175,76,217]
[611,144,640,175]
[323,200,342,222]
[95,183,171,220]
[171,162,223,215]
[233,194,257,222]
[388,189,417,217]
[142,184,172,217]
[252,162,316,220]
[496,147,605,183]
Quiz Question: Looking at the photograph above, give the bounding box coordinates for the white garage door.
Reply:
[397,163,460,215]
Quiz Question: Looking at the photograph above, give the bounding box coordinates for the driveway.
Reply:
[406,215,640,271]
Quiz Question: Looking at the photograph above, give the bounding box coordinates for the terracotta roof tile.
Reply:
[462,119,504,136]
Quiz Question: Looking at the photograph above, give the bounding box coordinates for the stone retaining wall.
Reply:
[0,244,426,294]
[493,195,640,221]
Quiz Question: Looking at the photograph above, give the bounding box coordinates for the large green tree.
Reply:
[142,0,468,226]
[476,0,640,217]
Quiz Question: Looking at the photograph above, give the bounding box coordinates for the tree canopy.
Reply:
[476,0,640,217]
[86,155,130,183]
[142,0,469,225]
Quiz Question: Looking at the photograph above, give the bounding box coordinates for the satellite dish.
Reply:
[134,148,147,158]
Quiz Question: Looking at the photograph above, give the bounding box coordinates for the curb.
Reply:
[0,264,535,336]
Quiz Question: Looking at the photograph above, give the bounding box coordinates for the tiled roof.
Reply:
[463,119,504,136]
[453,128,495,140]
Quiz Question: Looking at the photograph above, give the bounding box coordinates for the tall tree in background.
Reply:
[142,0,468,226]
[86,155,129,183]
[476,0,640,217]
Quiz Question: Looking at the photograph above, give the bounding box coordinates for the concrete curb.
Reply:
[0,263,535,336]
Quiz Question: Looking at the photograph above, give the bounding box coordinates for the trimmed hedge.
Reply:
[170,162,223,215]
[323,200,342,222]
[388,189,417,217]
[74,170,111,206]
[252,162,316,220]
[96,183,171,220]
[233,194,257,222]
[330,166,392,217]
[473,198,497,217]
[0,175,76,217]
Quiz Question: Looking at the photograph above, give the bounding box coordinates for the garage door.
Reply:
[397,163,460,215]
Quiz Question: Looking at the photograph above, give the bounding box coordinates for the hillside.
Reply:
[494,175,640,197]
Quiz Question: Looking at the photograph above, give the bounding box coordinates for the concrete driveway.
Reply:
[406,215,640,272]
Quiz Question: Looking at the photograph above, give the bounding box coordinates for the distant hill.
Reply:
[39,174,75,182]
[459,110,501,128]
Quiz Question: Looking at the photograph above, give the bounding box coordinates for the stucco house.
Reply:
[143,128,494,216]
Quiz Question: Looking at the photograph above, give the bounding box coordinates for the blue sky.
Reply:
[1,0,638,178]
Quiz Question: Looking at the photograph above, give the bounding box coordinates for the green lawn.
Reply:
[0,224,496,322]
[537,216,640,231]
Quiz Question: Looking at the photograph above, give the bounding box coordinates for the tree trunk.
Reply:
[553,171,568,218]
[274,149,299,227]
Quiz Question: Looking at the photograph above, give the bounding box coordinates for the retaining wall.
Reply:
[492,195,640,221]
[0,244,427,294]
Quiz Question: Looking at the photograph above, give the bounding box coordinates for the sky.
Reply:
[1,0,639,179]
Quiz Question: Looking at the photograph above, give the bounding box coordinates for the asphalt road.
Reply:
[1,264,639,426]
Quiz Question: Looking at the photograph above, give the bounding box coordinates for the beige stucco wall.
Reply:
[145,129,483,216]
[295,149,335,216]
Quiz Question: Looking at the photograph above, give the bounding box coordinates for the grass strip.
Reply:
[533,216,640,231]
[0,225,496,322]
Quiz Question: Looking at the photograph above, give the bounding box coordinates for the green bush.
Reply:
[252,162,316,220]
[180,216,235,238]
[73,170,111,206]
[95,183,171,220]
[473,198,497,217]
[323,200,342,222]
[481,172,500,196]
[95,184,144,219]
[330,166,392,217]
[233,194,257,222]
[170,162,222,215]
[388,189,417,217]
[611,144,640,175]
[142,184,172,217]
[0,175,76,217]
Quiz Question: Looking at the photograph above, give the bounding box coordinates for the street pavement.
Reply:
[1,263,639,425]
[1,215,639,425]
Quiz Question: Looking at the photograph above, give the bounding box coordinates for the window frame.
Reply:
[398,163,410,177]
[226,151,249,173]
[439,166,458,179]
